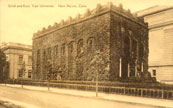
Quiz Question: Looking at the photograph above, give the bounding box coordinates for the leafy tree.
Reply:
[0,49,6,82]
[20,61,26,77]
[46,60,52,80]
[59,65,68,80]
[83,49,110,81]
[0,49,6,68]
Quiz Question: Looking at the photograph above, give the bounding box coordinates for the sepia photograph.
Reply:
[0,0,173,108]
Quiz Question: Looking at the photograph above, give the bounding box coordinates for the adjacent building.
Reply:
[0,42,32,80]
[136,6,173,82]
[32,3,148,81]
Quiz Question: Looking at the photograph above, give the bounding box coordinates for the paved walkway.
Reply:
[1,84,173,108]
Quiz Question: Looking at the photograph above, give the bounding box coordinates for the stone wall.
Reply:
[32,3,148,81]
[109,10,148,80]
[1,43,32,79]
[33,13,111,80]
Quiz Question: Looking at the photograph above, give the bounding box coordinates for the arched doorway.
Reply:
[76,39,84,80]
[122,36,130,78]
[130,39,137,77]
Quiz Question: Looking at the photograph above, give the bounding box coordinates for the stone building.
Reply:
[32,3,148,81]
[136,6,173,83]
[0,42,32,80]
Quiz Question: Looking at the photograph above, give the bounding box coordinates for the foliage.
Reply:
[83,49,110,81]
[0,49,7,82]
[0,100,25,108]
[58,65,68,80]
[19,62,26,78]
[45,60,53,80]
[0,49,6,68]
[118,71,156,83]
[8,79,173,91]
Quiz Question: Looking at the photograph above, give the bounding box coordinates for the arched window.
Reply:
[87,37,94,51]
[68,41,74,54]
[139,43,144,60]
[61,43,65,55]
[43,49,46,62]
[42,49,47,79]
[122,36,130,78]
[60,43,66,65]
[124,36,130,59]
[76,39,84,79]
[77,39,83,55]
[47,47,51,59]
[132,39,137,59]
[37,49,40,64]
[68,41,75,77]
[36,49,41,75]
[54,45,58,56]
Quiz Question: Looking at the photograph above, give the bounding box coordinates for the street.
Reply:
[0,85,158,108]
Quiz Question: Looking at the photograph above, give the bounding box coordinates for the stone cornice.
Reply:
[4,52,32,56]
[110,9,147,28]
[2,46,32,52]
[33,2,147,40]
[139,7,173,17]
[149,65,173,67]
[149,21,173,30]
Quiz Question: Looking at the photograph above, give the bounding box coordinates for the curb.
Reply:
[0,84,172,108]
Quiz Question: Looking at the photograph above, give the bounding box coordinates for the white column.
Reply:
[2,67,5,78]
[141,62,144,72]
[128,63,130,77]
[135,60,137,77]
[119,57,122,77]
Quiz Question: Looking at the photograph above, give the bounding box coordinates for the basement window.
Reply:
[152,70,156,76]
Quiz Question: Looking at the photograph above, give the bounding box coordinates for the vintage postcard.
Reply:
[0,0,173,108]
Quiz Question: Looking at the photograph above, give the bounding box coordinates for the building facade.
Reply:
[136,6,173,83]
[33,3,148,81]
[0,42,32,80]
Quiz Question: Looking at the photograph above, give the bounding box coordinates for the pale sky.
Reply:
[0,0,173,45]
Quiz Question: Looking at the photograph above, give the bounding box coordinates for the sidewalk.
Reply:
[1,84,173,108]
